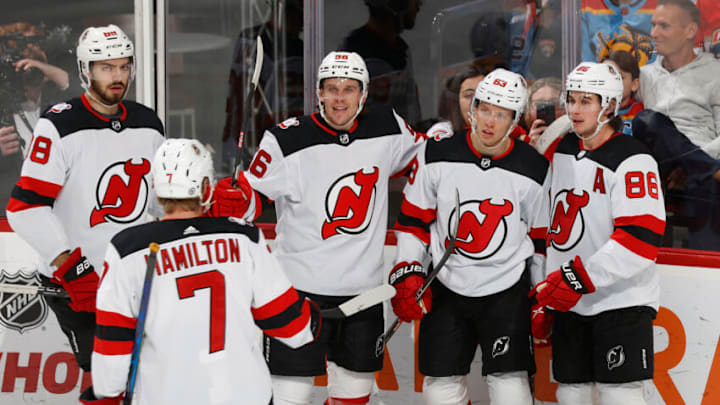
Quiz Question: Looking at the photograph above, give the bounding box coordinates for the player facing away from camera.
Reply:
[530,62,665,405]
[5,24,164,404]
[211,51,426,405]
[390,68,549,405]
[89,139,319,404]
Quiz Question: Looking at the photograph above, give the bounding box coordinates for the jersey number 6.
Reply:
[176,270,226,353]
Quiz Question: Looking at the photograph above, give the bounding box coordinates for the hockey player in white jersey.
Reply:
[88,139,318,404]
[530,62,665,405]
[211,51,425,405]
[390,68,548,405]
[5,25,164,403]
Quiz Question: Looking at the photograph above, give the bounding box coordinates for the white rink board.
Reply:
[1,232,720,404]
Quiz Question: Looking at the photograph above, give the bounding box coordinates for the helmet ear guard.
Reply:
[76,24,135,92]
[316,51,370,125]
[152,139,215,212]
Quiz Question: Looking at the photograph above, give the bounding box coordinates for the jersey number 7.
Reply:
[176,270,226,353]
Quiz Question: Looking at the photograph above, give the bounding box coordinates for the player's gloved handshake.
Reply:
[208,172,254,218]
[51,248,99,313]
[530,256,595,312]
[388,261,432,322]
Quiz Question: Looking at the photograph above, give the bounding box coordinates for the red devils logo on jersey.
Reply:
[321,167,379,239]
[446,199,514,260]
[547,189,590,251]
[90,159,151,227]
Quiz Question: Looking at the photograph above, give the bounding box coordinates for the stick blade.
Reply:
[337,284,395,318]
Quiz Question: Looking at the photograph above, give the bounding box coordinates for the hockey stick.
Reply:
[375,189,461,357]
[124,242,160,405]
[0,283,69,298]
[320,284,396,319]
[232,35,264,184]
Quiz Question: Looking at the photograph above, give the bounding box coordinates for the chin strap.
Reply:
[571,104,612,142]
[316,87,367,129]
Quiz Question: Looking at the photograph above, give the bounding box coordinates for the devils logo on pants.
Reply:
[321,167,379,239]
[548,189,590,251]
[447,199,513,260]
[90,158,151,227]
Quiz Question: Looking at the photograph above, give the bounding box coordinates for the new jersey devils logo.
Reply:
[447,199,513,260]
[90,158,151,227]
[548,189,590,251]
[321,167,379,239]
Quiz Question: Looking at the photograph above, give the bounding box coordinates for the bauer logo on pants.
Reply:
[0,270,48,334]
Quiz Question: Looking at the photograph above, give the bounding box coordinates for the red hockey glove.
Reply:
[532,256,595,312]
[208,173,253,218]
[52,248,99,313]
[529,297,554,347]
[388,261,431,322]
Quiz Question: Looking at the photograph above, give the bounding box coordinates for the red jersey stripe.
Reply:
[394,223,431,245]
[612,229,660,260]
[400,197,436,224]
[614,215,666,235]
[93,337,133,355]
[17,176,62,198]
[263,300,311,338]
[251,287,300,320]
[97,309,137,329]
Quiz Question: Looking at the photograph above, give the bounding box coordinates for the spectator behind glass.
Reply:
[0,22,72,211]
[602,50,643,136]
[341,0,422,125]
[525,77,562,146]
[427,65,528,142]
[635,0,720,250]
[222,0,304,176]
[527,0,562,79]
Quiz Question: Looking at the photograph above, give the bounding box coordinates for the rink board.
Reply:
[1,226,719,404]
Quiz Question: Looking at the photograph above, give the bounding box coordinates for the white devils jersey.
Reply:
[547,133,666,316]
[6,95,165,277]
[395,132,551,297]
[243,108,424,295]
[93,217,314,404]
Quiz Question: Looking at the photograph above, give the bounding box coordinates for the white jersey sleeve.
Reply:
[393,142,436,265]
[244,129,299,204]
[390,110,427,177]
[524,166,550,287]
[585,153,666,289]
[6,118,72,272]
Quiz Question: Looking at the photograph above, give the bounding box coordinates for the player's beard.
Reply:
[90,80,127,106]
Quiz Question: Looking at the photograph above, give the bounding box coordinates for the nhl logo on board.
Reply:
[339,133,350,145]
[111,120,122,132]
[0,270,49,334]
[480,157,491,169]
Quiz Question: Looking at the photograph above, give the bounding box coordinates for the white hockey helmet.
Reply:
[153,139,215,211]
[470,68,527,145]
[564,62,623,139]
[316,51,370,125]
[76,24,135,91]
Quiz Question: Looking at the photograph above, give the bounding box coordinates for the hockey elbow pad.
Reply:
[534,256,595,312]
[389,261,431,322]
[52,248,99,313]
